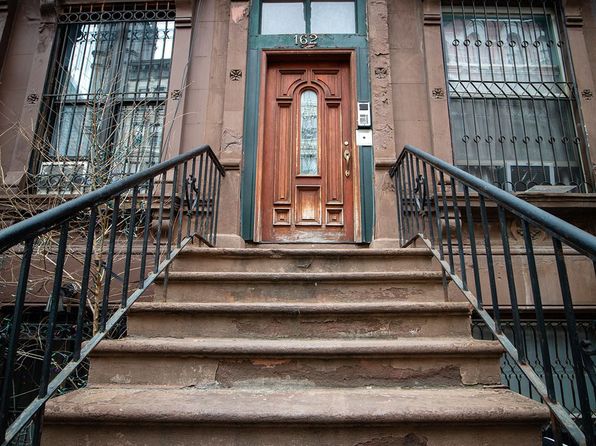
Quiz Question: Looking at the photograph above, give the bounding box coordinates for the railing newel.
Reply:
[194,153,205,234]
[212,170,222,246]
[422,161,435,245]
[206,158,216,243]
[398,162,409,243]
[394,165,404,245]
[177,161,187,248]
[407,153,420,237]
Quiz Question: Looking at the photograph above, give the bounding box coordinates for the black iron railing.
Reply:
[0,144,224,446]
[473,317,595,439]
[390,144,595,446]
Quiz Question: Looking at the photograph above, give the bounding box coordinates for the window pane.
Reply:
[111,105,165,181]
[51,105,93,158]
[299,90,318,175]
[58,23,121,96]
[450,98,582,190]
[122,21,174,97]
[261,2,305,34]
[37,10,175,193]
[442,14,563,83]
[311,1,356,34]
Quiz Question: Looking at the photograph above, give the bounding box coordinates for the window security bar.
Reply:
[31,3,176,195]
[441,0,593,192]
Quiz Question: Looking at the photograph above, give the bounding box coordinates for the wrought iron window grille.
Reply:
[31,2,176,195]
[441,0,593,193]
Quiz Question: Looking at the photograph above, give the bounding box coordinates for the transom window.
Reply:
[33,3,175,193]
[261,0,356,35]
[441,0,591,192]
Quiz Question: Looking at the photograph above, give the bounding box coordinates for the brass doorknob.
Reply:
[343,148,351,177]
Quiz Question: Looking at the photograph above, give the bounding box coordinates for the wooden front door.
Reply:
[259,56,356,242]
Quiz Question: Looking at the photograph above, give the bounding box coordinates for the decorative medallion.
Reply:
[26,94,39,104]
[374,67,388,79]
[230,69,243,81]
[432,88,445,99]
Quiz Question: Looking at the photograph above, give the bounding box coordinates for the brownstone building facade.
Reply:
[0,0,595,443]
[0,0,595,245]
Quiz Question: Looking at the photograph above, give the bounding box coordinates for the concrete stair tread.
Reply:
[161,271,445,281]
[92,336,503,356]
[130,301,471,314]
[177,247,433,257]
[45,386,549,425]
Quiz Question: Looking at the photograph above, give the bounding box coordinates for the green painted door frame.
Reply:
[240,0,374,242]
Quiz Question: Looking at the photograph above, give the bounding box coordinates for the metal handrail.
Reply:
[390,144,595,446]
[0,145,225,253]
[390,145,596,259]
[0,145,225,445]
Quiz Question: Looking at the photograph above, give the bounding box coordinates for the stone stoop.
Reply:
[42,248,550,445]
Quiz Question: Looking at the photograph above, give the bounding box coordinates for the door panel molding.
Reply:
[254,50,361,243]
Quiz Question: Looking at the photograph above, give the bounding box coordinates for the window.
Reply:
[34,4,175,193]
[299,90,319,175]
[261,0,356,35]
[441,0,590,192]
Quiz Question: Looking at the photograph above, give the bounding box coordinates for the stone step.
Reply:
[172,247,436,273]
[155,271,447,303]
[87,337,503,387]
[43,386,549,446]
[128,301,472,339]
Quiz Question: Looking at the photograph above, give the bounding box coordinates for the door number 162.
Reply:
[294,34,318,47]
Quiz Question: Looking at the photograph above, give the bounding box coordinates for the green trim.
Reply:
[359,146,374,243]
[240,0,373,242]
[249,34,368,49]
[240,49,261,240]
[305,0,312,34]
[356,46,373,243]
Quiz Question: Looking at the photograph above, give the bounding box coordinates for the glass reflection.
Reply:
[261,2,306,34]
[299,90,318,175]
[311,1,356,34]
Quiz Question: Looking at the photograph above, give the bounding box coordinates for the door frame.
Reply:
[253,50,361,243]
[240,0,373,243]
